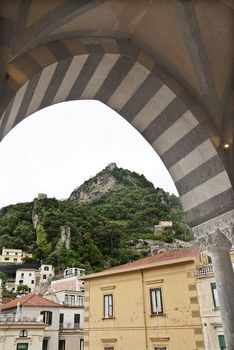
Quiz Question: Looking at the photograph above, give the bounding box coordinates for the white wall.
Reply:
[59,307,84,329]
[0,325,45,350]
[22,306,60,350]
[15,270,36,292]
[197,276,223,350]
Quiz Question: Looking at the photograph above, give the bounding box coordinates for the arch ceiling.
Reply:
[0,0,233,231]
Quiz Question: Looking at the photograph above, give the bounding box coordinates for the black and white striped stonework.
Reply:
[0,37,233,228]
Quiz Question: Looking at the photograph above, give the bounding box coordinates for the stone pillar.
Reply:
[193,210,234,350]
[206,230,234,350]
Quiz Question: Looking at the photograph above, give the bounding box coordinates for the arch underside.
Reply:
[0,37,233,229]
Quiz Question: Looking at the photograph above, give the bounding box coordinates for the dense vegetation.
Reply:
[0,164,192,272]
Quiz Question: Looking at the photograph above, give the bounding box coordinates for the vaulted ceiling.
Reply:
[0,0,233,227]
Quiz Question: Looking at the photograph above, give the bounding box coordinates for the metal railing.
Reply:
[196,264,213,276]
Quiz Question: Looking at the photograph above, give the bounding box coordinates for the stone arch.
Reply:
[0,37,233,229]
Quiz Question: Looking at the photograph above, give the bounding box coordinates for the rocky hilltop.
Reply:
[70,163,122,203]
[0,164,193,272]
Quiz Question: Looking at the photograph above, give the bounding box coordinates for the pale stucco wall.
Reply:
[0,324,45,350]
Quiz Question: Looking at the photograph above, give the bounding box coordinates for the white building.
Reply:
[196,250,234,350]
[15,265,54,293]
[0,317,46,350]
[15,269,37,293]
[50,267,85,298]
[40,264,54,282]
[1,293,84,350]
[63,267,85,279]
[44,266,85,349]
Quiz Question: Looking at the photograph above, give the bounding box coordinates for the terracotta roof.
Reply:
[83,246,200,279]
[1,294,61,310]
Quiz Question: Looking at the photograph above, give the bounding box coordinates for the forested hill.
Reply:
[0,163,192,272]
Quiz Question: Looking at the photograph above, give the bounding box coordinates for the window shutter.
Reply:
[48,311,52,325]
[218,335,226,348]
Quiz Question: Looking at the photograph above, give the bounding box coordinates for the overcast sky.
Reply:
[0,100,177,209]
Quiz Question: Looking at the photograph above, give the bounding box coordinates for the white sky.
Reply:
[0,100,178,209]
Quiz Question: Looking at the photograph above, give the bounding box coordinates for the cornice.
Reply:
[192,209,234,240]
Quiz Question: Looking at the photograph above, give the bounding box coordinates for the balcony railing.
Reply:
[0,314,44,323]
[196,264,213,276]
[59,323,82,330]
[63,301,84,307]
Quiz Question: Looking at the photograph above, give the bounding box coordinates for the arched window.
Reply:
[19,329,28,337]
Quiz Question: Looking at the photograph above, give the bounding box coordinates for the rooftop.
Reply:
[83,246,200,279]
[1,294,61,310]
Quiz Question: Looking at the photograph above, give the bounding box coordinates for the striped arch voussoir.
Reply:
[0,37,233,228]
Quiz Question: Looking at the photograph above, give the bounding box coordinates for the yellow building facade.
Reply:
[83,247,205,350]
[0,247,32,264]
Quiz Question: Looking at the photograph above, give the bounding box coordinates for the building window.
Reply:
[19,280,23,284]
[44,266,49,271]
[40,311,52,325]
[43,274,47,280]
[16,344,28,350]
[104,294,113,318]
[77,295,84,307]
[70,295,75,305]
[42,339,48,350]
[211,282,219,308]
[59,340,66,350]
[21,273,24,277]
[74,314,80,328]
[59,313,64,329]
[14,258,17,261]
[31,280,34,284]
[218,335,226,350]
[64,294,76,305]
[80,339,84,350]
[4,257,9,261]
[65,294,68,304]
[29,273,31,276]
[154,347,167,350]
[19,330,28,337]
[150,288,163,315]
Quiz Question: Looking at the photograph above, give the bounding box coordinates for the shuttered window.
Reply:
[150,288,163,315]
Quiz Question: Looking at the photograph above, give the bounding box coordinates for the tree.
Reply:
[0,272,7,287]
[17,284,30,294]
[36,224,52,257]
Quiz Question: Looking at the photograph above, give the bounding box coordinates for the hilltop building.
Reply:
[0,247,32,264]
[154,221,173,233]
[14,264,54,294]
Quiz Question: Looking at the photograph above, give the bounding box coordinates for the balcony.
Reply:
[196,264,214,277]
[0,314,44,324]
[59,323,82,331]
[62,301,84,308]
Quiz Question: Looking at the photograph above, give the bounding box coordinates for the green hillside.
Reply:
[0,164,192,272]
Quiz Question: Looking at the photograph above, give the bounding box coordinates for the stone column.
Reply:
[193,210,234,350]
[206,230,234,350]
